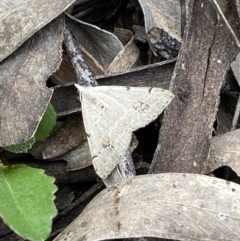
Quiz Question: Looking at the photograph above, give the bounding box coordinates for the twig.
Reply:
[63,29,97,86]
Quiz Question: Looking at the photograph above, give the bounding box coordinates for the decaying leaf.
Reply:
[43,114,87,159]
[51,52,77,85]
[54,173,240,241]
[138,0,181,41]
[65,141,92,171]
[205,129,240,175]
[66,13,123,70]
[0,0,75,62]
[0,16,64,147]
[107,28,140,73]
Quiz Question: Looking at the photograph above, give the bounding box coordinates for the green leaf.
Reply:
[0,164,57,241]
[3,137,36,153]
[35,103,57,142]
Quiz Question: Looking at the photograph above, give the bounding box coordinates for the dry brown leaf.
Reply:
[43,113,87,159]
[205,129,240,175]
[51,52,77,85]
[0,16,64,147]
[107,28,140,74]
[138,0,181,41]
[65,141,92,171]
[54,173,240,241]
[0,0,75,62]
[66,13,123,70]
[79,45,106,76]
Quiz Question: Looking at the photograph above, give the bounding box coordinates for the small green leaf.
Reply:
[35,103,57,142]
[3,137,36,153]
[0,164,57,241]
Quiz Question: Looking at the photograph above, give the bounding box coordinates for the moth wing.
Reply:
[79,85,174,179]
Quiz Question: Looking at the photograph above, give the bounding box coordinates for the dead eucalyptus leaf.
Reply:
[66,13,123,70]
[65,141,92,171]
[107,28,140,74]
[51,52,77,85]
[0,0,75,62]
[54,173,240,241]
[205,129,240,175]
[29,121,64,159]
[43,113,87,159]
[79,45,106,76]
[0,16,64,147]
[138,0,181,41]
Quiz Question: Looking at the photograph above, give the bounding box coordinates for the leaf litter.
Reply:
[1,0,240,240]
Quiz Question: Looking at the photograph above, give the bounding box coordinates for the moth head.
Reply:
[74,84,85,102]
[74,84,95,103]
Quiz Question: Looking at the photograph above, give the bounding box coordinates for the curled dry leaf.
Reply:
[0,16,64,147]
[51,52,77,85]
[65,141,92,171]
[107,28,140,74]
[205,129,240,175]
[43,114,87,159]
[0,0,75,62]
[66,13,123,70]
[138,0,181,41]
[54,173,240,241]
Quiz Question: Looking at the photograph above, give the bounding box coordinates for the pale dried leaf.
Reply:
[43,114,87,159]
[107,28,140,74]
[138,0,181,41]
[66,13,123,70]
[205,129,240,174]
[0,0,75,61]
[0,16,64,146]
[54,173,240,241]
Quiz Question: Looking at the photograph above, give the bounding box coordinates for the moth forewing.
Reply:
[75,84,174,179]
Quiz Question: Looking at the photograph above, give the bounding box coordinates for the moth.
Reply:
[75,84,174,179]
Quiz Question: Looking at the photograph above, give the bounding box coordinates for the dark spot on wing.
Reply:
[148,87,153,93]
